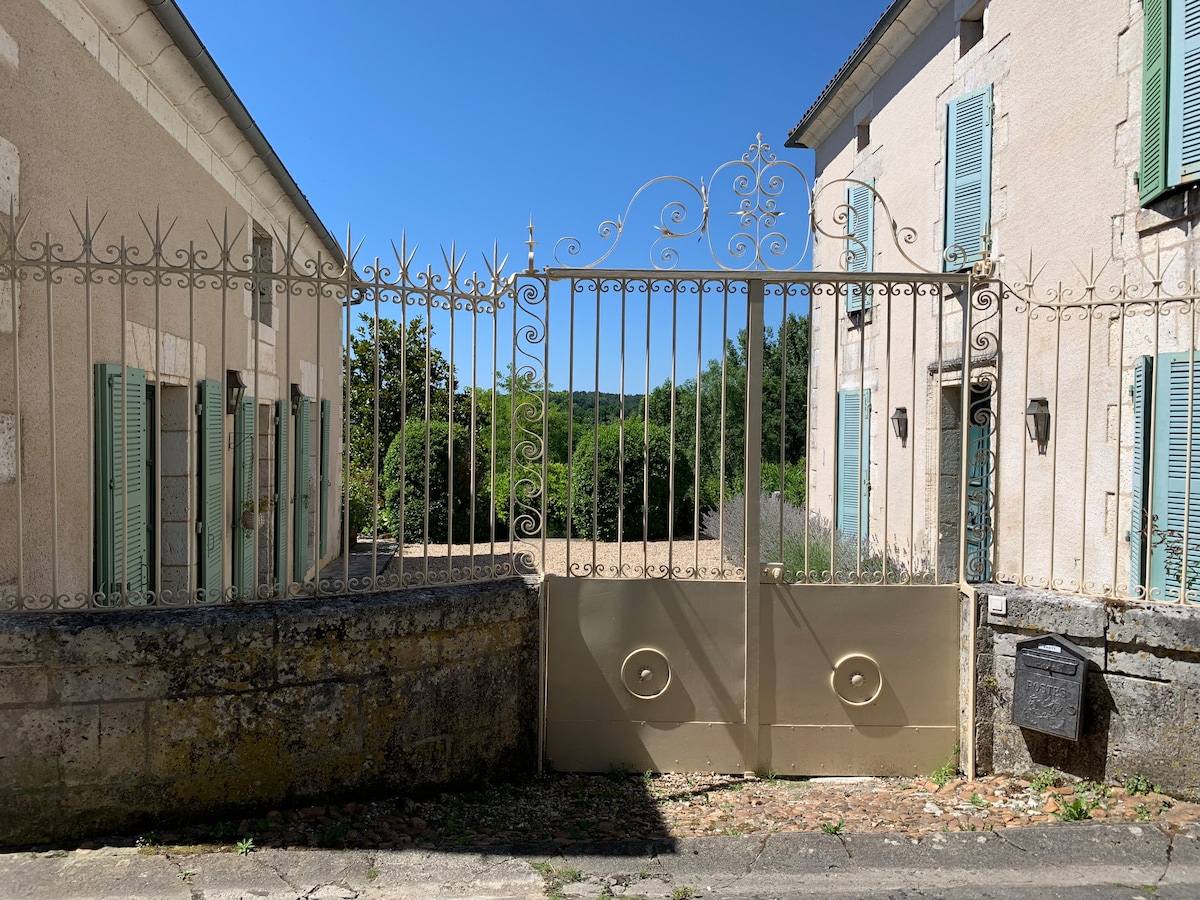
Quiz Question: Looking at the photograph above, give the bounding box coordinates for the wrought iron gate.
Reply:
[536,136,975,776]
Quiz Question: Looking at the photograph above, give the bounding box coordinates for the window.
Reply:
[294,394,312,583]
[944,85,993,271]
[94,364,149,597]
[232,394,256,598]
[856,116,871,153]
[836,389,871,541]
[1131,353,1200,599]
[846,178,875,320]
[252,227,274,327]
[958,0,985,57]
[1140,0,1200,204]
[197,378,224,599]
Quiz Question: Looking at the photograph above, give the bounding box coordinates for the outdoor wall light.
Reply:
[226,369,247,414]
[1026,397,1051,455]
[890,406,909,448]
[290,382,303,415]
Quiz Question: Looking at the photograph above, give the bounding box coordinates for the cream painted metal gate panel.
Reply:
[759,584,960,776]
[544,575,747,773]
[544,576,960,775]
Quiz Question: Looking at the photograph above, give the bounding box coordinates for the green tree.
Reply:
[382,419,486,544]
[571,421,692,541]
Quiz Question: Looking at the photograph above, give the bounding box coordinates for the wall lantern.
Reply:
[1026,397,1051,455]
[290,382,304,415]
[890,406,909,448]
[225,369,247,414]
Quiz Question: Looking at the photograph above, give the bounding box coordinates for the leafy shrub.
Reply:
[571,421,692,541]
[493,461,571,538]
[382,419,487,544]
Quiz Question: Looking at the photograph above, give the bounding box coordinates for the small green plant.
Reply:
[1054,796,1098,822]
[930,744,961,787]
[318,824,349,848]
[211,821,236,840]
[1078,780,1111,799]
[598,884,616,900]
[642,769,654,785]
[968,792,990,808]
[1029,767,1064,792]
[176,869,197,883]
[236,836,255,855]
[821,819,846,834]
[1135,803,1154,823]
[135,832,157,849]
[532,863,583,894]
[727,826,742,836]
[365,866,380,882]
[1124,774,1161,796]
[671,888,698,900]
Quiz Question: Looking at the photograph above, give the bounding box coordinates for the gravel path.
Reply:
[387,538,735,581]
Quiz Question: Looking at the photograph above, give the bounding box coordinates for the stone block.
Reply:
[1109,646,1200,684]
[980,584,1106,637]
[165,648,273,696]
[0,666,48,705]
[275,633,437,685]
[1109,602,1200,653]
[0,705,99,790]
[54,665,170,703]
[85,701,146,786]
[992,629,1105,666]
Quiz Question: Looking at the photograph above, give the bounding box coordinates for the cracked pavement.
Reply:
[0,824,1197,899]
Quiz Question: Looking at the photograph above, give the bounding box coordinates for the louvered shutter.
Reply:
[232,396,256,598]
[1143,0,1170,202]
[1130,358,1153,594]
[94,364,148,599]
[294,396,311,583]
[1178,0,1200,180]
[1149,352,1200,599]
[846,179,875,313]
[274,399,289,591]
[836,389,871,541]
[197,379,224,600]
[945,85,993,270]
[320,398,331,558]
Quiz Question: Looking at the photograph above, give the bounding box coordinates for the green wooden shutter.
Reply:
[1178,0,1200,180]
[274,399,289,591]
[197,379,224,600]
[1149,352,1200,599]
[945,85,993,270]
[320,398,331,558]
[233,396,255,598]
[94,364,148,599]
[836,389,870,541]
[965,388,994,582]
[846,179,875,312]
[1144,0,1171,202]
[1131,357,1153,593]
[294,396,311,583]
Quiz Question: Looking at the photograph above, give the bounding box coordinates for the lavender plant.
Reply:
[702,492,931,583]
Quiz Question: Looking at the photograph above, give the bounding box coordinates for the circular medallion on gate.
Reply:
[621,648,672,700]
[831,654,883,706]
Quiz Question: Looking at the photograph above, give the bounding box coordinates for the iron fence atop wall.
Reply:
[4,137,1196,609]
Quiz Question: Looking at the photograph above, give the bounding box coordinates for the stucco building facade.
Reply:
[0,0,345,607]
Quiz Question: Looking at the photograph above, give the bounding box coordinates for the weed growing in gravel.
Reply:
[210,822,236,840]
[365,867,379,882]
[968,793,990,808]
[1124,774,1161,796]
[1135,804,1154,823]
[532,862,583,895]
[671,887,698,900]
[318,824,349,848]
[1077,780,1111,799]
[1029,768,1065,792]
[236,837,255,855]
[1054,796,1098,822]
[821,819,846,834]
[176,869,197,883]
[930,744,960,787]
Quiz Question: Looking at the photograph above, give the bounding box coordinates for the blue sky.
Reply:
[175,0,892,389]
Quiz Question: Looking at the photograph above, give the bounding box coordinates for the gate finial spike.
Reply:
[526,215,536,274]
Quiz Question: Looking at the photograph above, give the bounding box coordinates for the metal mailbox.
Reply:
[1011,633,1087,741]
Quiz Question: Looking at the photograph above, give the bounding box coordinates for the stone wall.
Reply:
[974,583,1200,799]
[0,579,540,846]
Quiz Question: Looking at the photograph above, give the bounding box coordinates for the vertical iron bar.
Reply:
[881,280,892,583]
[958,279,973,586]
[618,278,627,571]
[668,280,678,577]
[566,277,576,576]
[743,277,765,774]
[44,236,59,600]
[447,264,457,579]
[591,278,600,575]
[1079,301,1095,592]
[696,278,706,576]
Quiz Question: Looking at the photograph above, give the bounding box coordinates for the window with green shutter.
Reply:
[197,379,224,600]
[944,85,993,271]
[232,396,256,598]
[1130,357,1153,593]
[846,179,875,314]
[836,389,871,542]
[320,398,331,558]
[294,396,311,583]
[94,364,148,600]
[274,399,289,591]
[1145,352,1200,600]
[1142,0,1200,203]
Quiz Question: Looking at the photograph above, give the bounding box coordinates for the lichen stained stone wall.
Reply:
[0,579,540,846]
